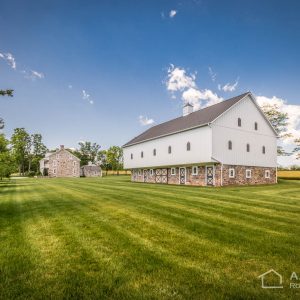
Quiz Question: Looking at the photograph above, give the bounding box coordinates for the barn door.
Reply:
[143,169,148,182]
[179,167,186,185]
[206,166,214,186]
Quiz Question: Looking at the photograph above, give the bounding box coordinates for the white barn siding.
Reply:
[211,95,277,167]
[124,126,212,169]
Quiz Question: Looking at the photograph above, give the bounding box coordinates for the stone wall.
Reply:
[222,165,276,185]
[131,164,276,186]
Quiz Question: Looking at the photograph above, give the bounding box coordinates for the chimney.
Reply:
[60,145,64,150]
[183,102,193,116]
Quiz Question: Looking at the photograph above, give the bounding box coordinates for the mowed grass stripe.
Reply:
[0,177,299,299]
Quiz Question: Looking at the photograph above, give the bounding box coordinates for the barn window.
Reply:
[168,146,172,154]
[187,142,191,151]
[246,169,252,178]
[238,118,242,127]
[153,149,156,156]
[138,169,142,176]
[171,168,176,175]
[246,144,250,152]
[53,160,57,166]
[141,151,143,158]
[265,170,270,178]
[53,169,56,174]
[255,122,258,130]
[229,168,235,178]
[262,146,266,154]
[131,153,133,160]
[73,161,76,166]
[228,140,232,150]
[192,166,198,175]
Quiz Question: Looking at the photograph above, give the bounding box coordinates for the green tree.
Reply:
[293,138,300,160]
[0,134,13,179]
[11,128,31,175]
[260,103,292,155]
[77,141,101,166]
[97,150,109,174]
[30,134,48,173]
[106,146,123,173]
[0,89,13,129]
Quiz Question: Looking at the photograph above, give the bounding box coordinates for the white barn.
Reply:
[123,92,277,186]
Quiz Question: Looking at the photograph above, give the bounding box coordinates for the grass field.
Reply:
[0,177,299,299]
[278,170,300,179]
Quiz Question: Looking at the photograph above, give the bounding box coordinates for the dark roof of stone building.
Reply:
[123,92,250,147]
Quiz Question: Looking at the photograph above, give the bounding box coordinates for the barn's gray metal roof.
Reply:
[123,92,250,147]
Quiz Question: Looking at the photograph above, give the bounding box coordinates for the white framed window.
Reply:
[138,169,142,176]
[150,169,154,176]
[229,168,235,178]
[56,154,59,159]
[171,168,176,175]
[53,169,56,174]
[53,160,57,166]
[192,166,198,175]
[246,169,252,178]
[265,170,270,178]
[73,161,76,166]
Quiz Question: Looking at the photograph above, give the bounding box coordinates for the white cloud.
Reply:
[68,84,73,89]
[169,10,177,18]
[220,78,239,92]
[82,89,94,104]
[256,95,300,166]
[138,115,155,126]
[166,64,196,92]
[208,67,217,82]
[166,64,223,110]
[24,69,44,80]
[256,95,300,142]
[0,52,16,69]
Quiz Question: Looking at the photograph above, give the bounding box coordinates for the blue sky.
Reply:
[0,0,299,164]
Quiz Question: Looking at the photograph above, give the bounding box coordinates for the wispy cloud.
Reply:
[23,69,44,80]
[138,115,154,126]
[218,78,239,92]
[166,64,223,110]
[68,84,73,89]
[208,66,217,82]
[82,90,94,104]
[0,52,16,69]
[169,10,177,18]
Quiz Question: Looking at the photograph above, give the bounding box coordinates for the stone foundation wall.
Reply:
[131,164,276,186]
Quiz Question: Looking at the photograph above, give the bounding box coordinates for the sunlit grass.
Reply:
[0,177,299,299]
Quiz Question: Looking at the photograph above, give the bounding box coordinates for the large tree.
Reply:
[29,134,48,173]
[0,134,13,179]
[293,138,300,160]
[76,141,101,166]
[11,128,31,175]
[106,146,123,172]
[260,103,292,155]
[0,89,13,129]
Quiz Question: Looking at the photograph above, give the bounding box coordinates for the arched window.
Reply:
[131,153,133,160]
[262,146,266,154]
[246,144,250,152]
[153,149,156,156]
[168,146,172,154]
[255,122,258,130]
[187,142,191,151]
[141,151,143,158]
[228,140,232,150]
[238,118,242,127]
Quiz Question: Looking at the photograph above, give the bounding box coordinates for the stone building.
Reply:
[40,145,80,178]
[80,162,102,177]
[123,92,277,186]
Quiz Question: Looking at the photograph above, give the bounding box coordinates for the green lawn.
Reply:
[0,177,299,299]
